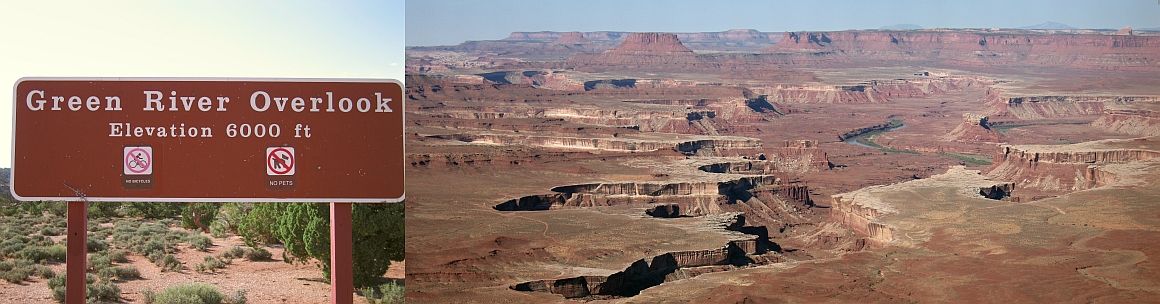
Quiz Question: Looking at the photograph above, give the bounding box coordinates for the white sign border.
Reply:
[10,77,405,203]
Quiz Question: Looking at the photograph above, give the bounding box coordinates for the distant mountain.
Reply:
[1139,26,1160,31]
[879,24,923,30]
[1018,21,1075,30]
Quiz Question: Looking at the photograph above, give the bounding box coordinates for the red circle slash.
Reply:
[125,147,151,174]
[267,147,294,174]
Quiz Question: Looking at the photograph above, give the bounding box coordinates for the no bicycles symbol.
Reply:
[123,146,153,175]
[266,147,295,176]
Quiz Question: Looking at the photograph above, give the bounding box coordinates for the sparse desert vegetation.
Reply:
[0,187,404,303]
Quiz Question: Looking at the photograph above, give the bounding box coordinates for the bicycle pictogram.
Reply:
[123,147,153,175]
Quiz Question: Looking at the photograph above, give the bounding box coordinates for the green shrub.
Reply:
[88,279,121,302]
[108,249,130,263]
[181,203,221,233]
[142,288,157,304]
[32,264,55,279]
[48,273,104,303]
[46,202,68,217]
[40,226,62,236]
[195,256,226,273]
[362,281,404,304]
[209,221,230,239]
[89,254,113,271]
[226,289,247,304]
[98,266,141,281]
[29,235,55,246]
[0,259,19,271]
[148,252,165,264]
[243,247,272,261]
[44,245,66,263]
[87,238,108,252]
[0,238,26,257]
[88,202,122,219]
[140,239,168,257]
[188,235,213,252]
[1,266,31,283]
[90,228,112,241]
[49,276,66,302]
[237,204,285,246]
[151,283,224,304]
[15,248,45,264]
[221,246,245,260]
[123,203,183,219]
[157,254,182,272]
[240,203,403,287]
[18,245,66,263]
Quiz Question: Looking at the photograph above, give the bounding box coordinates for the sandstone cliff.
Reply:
[765,30,1160,70]
[831,167,1016,245]
[945,113,1003,143]
[503,29,780,51]
[1091,108,1160,137]
[554,32,590,44]
[986,141,1160,192]
[567,32,705,71]
[752,76,985,104]
[511,214,782,299]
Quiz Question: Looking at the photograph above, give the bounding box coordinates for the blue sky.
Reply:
[0,1,403,167]
[407,0,1160,46]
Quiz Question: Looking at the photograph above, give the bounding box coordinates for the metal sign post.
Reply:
[66,201,87,304]
[330,203,353,304]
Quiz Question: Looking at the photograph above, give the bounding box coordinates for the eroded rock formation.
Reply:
[766,30,1160,70]
[831,167,1016,245]
[753,76,984,104]
[987,142,1160,191]
[946,113,1003,142]
[511,214,782,299]
[567,33,704,71]
[554,32,590,45]
[495,176,777,216]
[838,120,903,142]
[1092,108,1160,136]
[427,132,761,156]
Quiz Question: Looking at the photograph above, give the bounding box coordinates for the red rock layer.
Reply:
[607,32,694,54]
[829,197,894,245]
[986,145,1160,192]
[765,30,1160,70]
[554,32,589,44]
[945,114,1002,143]
[565,32,705,71]
[1092,109,1160,136]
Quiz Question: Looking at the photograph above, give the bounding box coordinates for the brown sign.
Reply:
[11,78,404,202]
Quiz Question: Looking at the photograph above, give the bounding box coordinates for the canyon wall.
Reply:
[945,113,1002,142]
[567,33,706,71]
[765,30,1160,70]
[427,133,761,156]
[511,214,781,299]
[504,29,780,51]
[986,144,1160,191]
[753,76,984,104]
[1091,109,1160,136]
[495,176,779,216]
[838,120,902,141]
[829,195,895,245]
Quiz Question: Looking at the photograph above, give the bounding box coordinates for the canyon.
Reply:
[406,27,1160,303]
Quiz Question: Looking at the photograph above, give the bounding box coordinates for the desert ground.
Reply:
[405,28,1160,303]
[0,204,404,304]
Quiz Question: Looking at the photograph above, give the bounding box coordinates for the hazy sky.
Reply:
[0,1,403,167]
[407,0,1160,46]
